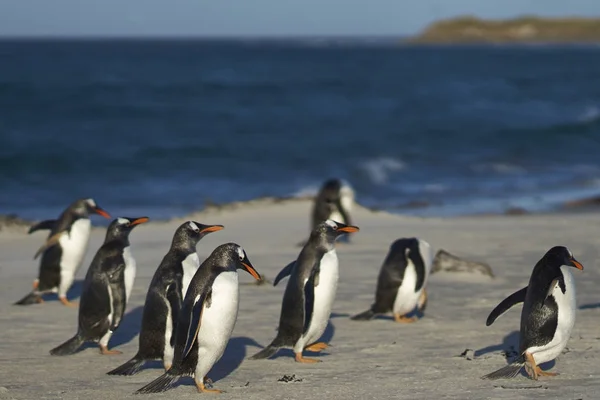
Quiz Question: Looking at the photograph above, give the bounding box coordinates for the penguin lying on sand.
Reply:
[135,243,261,394]
[351,238,434,323]
[107,221,224,376]
[481,246,583,380]
[15,198,111,306]
[250,220,359,363]
[49,217,148,356]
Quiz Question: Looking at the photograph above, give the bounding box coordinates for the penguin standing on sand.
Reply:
[481,246,583,380]
[15,198,111,306]
[351,238,434,323]
[135,243,261,394]
[250,219,359,363]
[49,217,148,356]
[107,221,224,376]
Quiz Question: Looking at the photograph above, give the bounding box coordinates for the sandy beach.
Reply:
[1,199,599,400]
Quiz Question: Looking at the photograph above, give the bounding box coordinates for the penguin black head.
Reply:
[105,217,149,242]
[70,198,111,219]
[172,221,224,250]
[543,246,584,271]
[210,243,261,281]
[311,219,359,246]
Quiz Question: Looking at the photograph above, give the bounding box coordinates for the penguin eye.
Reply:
[193,228,200,233]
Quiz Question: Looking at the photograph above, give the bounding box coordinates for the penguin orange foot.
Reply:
[195,380,223,394]
[305,342,328,352]
[59,297,78,307]
[394,313,417,323]
[295,353,321,363]
[100,345,122,355]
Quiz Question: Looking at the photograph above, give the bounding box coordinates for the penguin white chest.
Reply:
[393,260,420,315]
[195,271,239,379]
[122,246,136,303]
[528,266,577,364]
[181,253,200,299]
[297,249,339,351]
[58,218,91,275]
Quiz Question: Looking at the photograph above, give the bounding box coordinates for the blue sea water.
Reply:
[2,39,600,221]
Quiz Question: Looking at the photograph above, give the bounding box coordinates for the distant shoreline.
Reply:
[406,15,600,44]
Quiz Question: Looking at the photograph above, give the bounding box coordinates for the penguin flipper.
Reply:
[33,231,64,260]
[28,219,57,234]
[486,286,528,326]
[182,289,210,359]
[135,372,179,394]
[480,355,525,380]
[350,309,377,321]
[273,261,296,286]
[302,265,320,334]
[106,356,145,376]
[49,332,85,356]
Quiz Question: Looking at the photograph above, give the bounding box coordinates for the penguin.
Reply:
[249,219,359,363]
[481,246,583,380]
[49,217,148,356]
[303,179,354,246]
[135,243,261,394]
[15,198,111,307]
[107,221,224,376]
[351,238,434,323]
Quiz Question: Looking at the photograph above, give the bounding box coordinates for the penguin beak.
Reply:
[570,258,584,270]
[200,225,224,233]
[241,261,261,281]
[336,224,360,233]
[130,217,150,226]
[94,207,111,219]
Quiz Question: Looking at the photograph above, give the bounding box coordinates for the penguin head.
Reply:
[212,243,261,281]
[105,217,149,241]
[313,219,359,246]
[173,221,224,249]
[71,198,111,219]
[544,246,584,271]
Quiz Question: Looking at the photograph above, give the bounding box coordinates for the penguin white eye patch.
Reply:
[237,246,245,260]
[325,219,338,229]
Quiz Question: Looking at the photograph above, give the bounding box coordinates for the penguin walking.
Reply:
[250,219,359,363]
[481,246,583,380]
[49,217,148,356]
[107,221,224,376]
[135,243,261,394]
[15,198,111,306]
[351,238,434,323]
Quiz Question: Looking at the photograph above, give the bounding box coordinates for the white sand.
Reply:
[1,199,599,400]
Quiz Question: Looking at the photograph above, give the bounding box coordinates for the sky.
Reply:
[1,0,600,37]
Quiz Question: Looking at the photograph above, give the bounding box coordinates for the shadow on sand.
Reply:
[475,330,555,377]
[111,305,145,348]
[579,302,600,310]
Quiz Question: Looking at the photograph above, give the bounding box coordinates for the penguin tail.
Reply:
[49,333,85,356]
[135,372,179,394]
[106,356,145,376]
[480,355,525,380]
[248,336,284,360]
[14,291,42,305]
[350,309,376,321]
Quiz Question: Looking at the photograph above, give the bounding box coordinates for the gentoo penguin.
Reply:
[49,217,148,356]
[351,238,434,323]
[107,221,224,376]
[135,243,261,394]
[15,198,111,306]
[481,246,583,380]
[250,219,359,363]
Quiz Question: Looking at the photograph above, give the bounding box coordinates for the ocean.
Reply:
[2,39,600,221]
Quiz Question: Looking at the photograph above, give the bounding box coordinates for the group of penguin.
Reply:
[13,179,586,394]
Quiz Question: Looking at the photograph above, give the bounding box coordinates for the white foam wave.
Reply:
[360,157,406,185]
[578,106,600,123]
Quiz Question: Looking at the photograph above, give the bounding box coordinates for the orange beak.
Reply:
[571,258,584,270]
[242,262,261,281]
[130,217,150,226]
[200,225,224,233]
[95,207,111,219]
[337,225,360,233]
